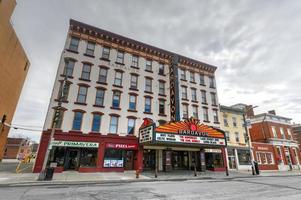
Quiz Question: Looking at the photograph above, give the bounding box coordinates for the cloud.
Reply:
[9,0,301,141]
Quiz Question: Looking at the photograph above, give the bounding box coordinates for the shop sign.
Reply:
[155,133,225,146]
[269,140,299,147]
[205,149,222,153]
[105,143,138,150]
[51,140,99,148]
[257,146,269,151]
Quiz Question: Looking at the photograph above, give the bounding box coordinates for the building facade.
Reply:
[248,110,301,171]
[220,105,252,171]
[292,124,301,151]
[34,19,225,173]
[0,0,30,161]
[3,137,31,160]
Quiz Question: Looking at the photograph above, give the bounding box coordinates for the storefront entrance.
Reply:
[124,151,134,170]
[172,151,189,170]
[143,149,156,170]
[64,149,80,170]
[205,151,224,171]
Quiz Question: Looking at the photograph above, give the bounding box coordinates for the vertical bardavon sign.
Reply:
[170,54,180,122]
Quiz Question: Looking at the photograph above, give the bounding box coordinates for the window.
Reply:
[144,97,152,113]
[209,76,215,88]
[80,148,97,167]
[98,67,108,83]
[180,69,186,80]
[232,117,237,127]
[72,111,83,130]
[192,105,198,119]
[95,88,105,106]
[145,78,152,92]
[271,126,277,138]
[53,109,64,129]
[201,90,207,104]
[224,117,229,127]
[92,114,102,132]
[199,74,205,85]
[127,118,136,134]
[114,71,123,86]
[159,63,164,75]
[182,86,187,99]
[109,116,119,134]
[237,150,251,165]
[211,92,217,105]
[183,104,188,119]
[244,132,248,143]
[129,95,137,110]
[287,129,292,140]
[130,74,138,89]
[86,41,95,56]
[132,55,139,67]
[112,91,121,108]
[276,146,283,164]
[146,59,152,71]
[213,109,219,123]
[190,72,195,82]
[69,37,79,51]
[116,51,124,64]
[159,81,165,95]
[63,59,75,77]
[81,63,91,80]
[102,46,110,60]
[225,131,230,141]
[191,88,197,101]
[235,132,239,142]
[159,100,165,115]
[77,86,88,103]
[203,107,209,121]
[280,127,285,139]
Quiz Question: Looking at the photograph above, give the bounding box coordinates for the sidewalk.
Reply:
[0,170,300,187]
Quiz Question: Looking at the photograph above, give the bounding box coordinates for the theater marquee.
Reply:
[139,118,226,146]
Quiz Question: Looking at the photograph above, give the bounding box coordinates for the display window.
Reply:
[237,149,251,165]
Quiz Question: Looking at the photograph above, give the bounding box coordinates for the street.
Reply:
[0,176,300,200]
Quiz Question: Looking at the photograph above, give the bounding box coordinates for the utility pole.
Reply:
[38,64,68,181]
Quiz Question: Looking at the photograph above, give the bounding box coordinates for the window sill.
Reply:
[158,93,167,97]
[191,100,198,103]
[54,99,69,103]
[181,98,189,101]
[203,120,211,123]
[143,112,153,115]
[60,74,73,79]
[129,87,139,91]
[93,105,105,108]
[96,81,108,85]
[115,62,125,65]
[100,57,110,62]
[112,84,123,88]
[110,107,121,110]
[74,102,87,106]
[214,121,220,124]
[201,102,208,105]
[130,66,140,69]
[84,53,95,58]
[158,114,167,117]
[212,104,218,107]
[209,86,216,89]
[180,79,187,82]
[190,81,196,84]
[66,49,79,54]
[145,69,153,73]
[158,73,166,76]
[79,78,91,82]
[144,91,153,94]
[199,84,206,87]
[127,109,138,113]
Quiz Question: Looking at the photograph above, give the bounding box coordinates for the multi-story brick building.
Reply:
[248,109,300,171]
[220,105,252,171]
[0,0,30,161]
[3,137,31,160]
[34,19,226,173]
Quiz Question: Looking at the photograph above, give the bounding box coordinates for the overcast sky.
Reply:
[9,0,301,142]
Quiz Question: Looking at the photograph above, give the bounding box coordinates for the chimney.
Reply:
[268,110,276,115]
[246,105,254,117]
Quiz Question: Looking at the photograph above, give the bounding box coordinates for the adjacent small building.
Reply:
[3,137,31,160]
[0,0,30,161]
[248,110,301,171]
[220,105,252,171]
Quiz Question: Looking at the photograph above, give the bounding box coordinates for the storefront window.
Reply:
[205,153,223,168]
[80,148,97,167]
[48,147,65,167]
[104,149,124,168]
[237,149,251,165]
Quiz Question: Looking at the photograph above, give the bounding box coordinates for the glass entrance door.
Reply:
[64,149,80,170]
[124,151,134,170]
[172,151,189,170]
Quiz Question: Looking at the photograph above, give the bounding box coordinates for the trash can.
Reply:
[253,161,260,175]
[44,167,54,181]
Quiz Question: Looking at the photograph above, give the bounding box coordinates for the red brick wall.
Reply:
[252,143,278,170]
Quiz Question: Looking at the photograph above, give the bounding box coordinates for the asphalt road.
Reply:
[0,176,300,200]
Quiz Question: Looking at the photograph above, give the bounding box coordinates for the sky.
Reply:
[9,0,301,142]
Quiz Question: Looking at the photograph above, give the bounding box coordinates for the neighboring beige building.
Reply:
[0,0,30,161]
[220,105,252,170]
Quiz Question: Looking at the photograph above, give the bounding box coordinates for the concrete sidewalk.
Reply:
[0,170,300,187]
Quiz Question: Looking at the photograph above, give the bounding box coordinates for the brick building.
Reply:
[3,137,31,159]
[292,124,301,150]
[0,0,30,161]
[248,110,301,171]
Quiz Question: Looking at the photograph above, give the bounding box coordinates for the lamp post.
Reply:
[243,105,258,175]
[38,60,68,181]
